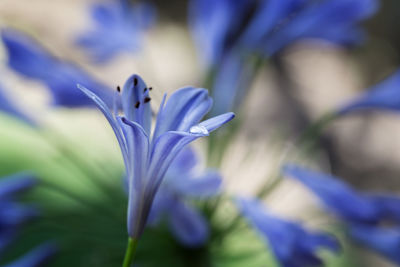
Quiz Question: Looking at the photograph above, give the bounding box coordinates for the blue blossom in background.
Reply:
[349,224,400,264]
[338,69,400,115]
[254,0,378,56]
[209,53,253,116]
[190,0,378,115]
[283,165,400,264]
[76,0,155,63]
[1,29,114,108]
[148,147,222,246]
[0,82,33,124]
[189,0,378,67]
[0,174,55,266]
[236,197,339,267]
[78,74,234,240]
[283,165,400,224]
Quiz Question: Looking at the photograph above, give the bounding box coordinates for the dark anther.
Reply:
[143,87,148,93]
[134,77,138,86]
[117,86,121,92]
[135,101,140,108]
[144,97,151,103]
[149,87,153,91]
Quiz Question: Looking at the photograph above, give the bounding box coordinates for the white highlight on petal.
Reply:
[189,125,209,135]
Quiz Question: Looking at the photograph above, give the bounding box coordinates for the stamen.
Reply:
[143,87,147,93]
[144,97,151,103]
[134,77,138,86]
[117,86,121,92]
[135,101,140,108]
[149,87,153,91]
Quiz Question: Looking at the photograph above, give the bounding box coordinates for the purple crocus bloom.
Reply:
[236,197,339,267]
[189,0,378,67]
[1,28,114,108]
[78,74,234,240]
[0,174,55,266]
[283,165,400,264]
[76,0,155,63]
[338,70,400,115]
[148,147,222,246]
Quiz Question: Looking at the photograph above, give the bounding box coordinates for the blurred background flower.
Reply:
[0,174,55,266]
[76,0,155,63]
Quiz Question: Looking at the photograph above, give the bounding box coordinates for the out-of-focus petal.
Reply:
[0,174,36,199]
[2,28,114,107]
[76,1,155,63]
[168,199,209,247]
[167,147,198,175]
[283,165,379,223]
[349,224,400,264]
[236,197,339,267]
[172,171,222,198]
[262,0,379,55]
[1,29,54,80]
[338,70,400,115]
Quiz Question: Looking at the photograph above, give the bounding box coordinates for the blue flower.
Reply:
[255,0,378,56]
[236,197,339,267]
[209,53,252,115]
[148,147,222,246]
[283,165,400,264]
[78,74,234,240]
[349,224,400,264]
[189,0,378,66]
[0,82,33,124]
[76,0,155,63]
[0,174,56,266]
[282,165,400,224]
[1,28,114,107]
[338,70,400,115]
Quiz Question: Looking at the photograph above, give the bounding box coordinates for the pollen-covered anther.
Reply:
[117,85,121,92]
[135,101,140,108]
[144,97,151,103]
[134,77,138,86]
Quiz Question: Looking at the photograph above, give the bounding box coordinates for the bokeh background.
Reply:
[1,1,400,266]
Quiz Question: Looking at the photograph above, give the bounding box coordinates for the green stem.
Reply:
[122,237,139,267]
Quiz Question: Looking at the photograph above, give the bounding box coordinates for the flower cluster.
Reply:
[190,0,379,115]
